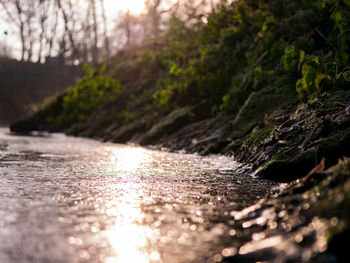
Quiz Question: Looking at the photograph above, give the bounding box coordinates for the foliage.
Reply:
[56,65,121,127]
[284,0,350,98]
[153,0,343,114]
[296,53,331,99]
[35,0,350,130]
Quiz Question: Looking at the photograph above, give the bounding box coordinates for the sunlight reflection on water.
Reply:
[0,128,282,263]
[109,147,152,173]
[102,147,159,262]
[104,185,158,263]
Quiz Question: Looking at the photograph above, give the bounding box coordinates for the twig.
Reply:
[303,157,326,184]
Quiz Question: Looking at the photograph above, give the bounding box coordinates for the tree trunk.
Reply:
[15,0,26,61]
[90,0,99,63]
[99,0,110,58]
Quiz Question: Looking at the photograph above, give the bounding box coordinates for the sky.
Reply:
[104,0,147,15]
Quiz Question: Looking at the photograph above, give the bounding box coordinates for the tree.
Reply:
[145,0,162,38]
[89,0,99,63]
[0,0,27,61]
[0,39,12,58]
[118,11,137,47]
[0,0,61,62]
[57,0,79,60]
[99,0,110,58]
[37,0,51,63]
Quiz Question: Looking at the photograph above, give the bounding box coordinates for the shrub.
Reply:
[57,65,122,127]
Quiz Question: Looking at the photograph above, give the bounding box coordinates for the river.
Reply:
[0,128,281,263]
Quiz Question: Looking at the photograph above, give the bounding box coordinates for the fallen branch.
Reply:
[303,157,326,184]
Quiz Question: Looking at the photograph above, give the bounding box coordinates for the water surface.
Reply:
[0,128,280,263]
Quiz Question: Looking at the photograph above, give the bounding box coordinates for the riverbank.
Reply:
[9,87,350,262]
[10,88,350,180]
[9,0,350,182]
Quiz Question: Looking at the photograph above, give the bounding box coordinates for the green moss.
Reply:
[244,125,275,148]
[138,106,195,145]
[230,84,296,138]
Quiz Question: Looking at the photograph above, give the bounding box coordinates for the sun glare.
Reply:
[109,147,151,172]
[104,0,147,15]
[103,183,160,263]
[101,146,159,262]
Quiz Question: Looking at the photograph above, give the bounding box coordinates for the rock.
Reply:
[138,106,194,145]
[10,116,42,133]
[10,91,66,133]
[137,104,210,145]
[109,119,146,143]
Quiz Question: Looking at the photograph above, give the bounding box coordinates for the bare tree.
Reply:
[45,2,59,59]
[145,0,162,38]
[144,0,180,41]
[1,0,189,63]
[24,1,36,62]
[0,0,27,60]
[15,0,27,61]
[0,0,61,62]
[89,0,99,63]
[99,0,110,58]
[36,0,51,63]
[81,5,92,63]
[120,11,135,47]
[171,0,215,23]
[0,39,12,58]
[57,0,80,60]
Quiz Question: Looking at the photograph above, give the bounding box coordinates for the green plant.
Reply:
[296,52,332,99]
[283,45,298,70]
[57,65,121,127]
